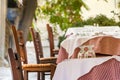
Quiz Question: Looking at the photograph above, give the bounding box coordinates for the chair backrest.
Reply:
[11,25,20,54]
[11,25,28,64]
[17,31,28,64]
[8,48,24,80]
[29,27,43,64]
[46,24,55,57]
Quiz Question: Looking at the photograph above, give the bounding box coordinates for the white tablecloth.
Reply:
[62,27,120,57]
[53,56,120,80]
[65,26,120,36]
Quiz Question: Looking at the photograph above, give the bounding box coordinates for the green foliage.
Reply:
[83,17,95,25]
[58,34,66,48]
[27,24,35,41]
[117,21,120,26]
[72,21,84,27]
[38,0,89,47]
[27,31,32,41]
[94,15,117,26]
[39,0,89,31]
[83,14,119,26]
[118,1,120,8]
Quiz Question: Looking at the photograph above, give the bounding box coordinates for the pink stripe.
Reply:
[78,58,120,80]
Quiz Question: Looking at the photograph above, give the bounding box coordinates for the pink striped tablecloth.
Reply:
[78,58,120,80]
[53,56,120,80]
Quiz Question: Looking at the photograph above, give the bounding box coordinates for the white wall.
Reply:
[0,0,7,66]
[82,0,119,21]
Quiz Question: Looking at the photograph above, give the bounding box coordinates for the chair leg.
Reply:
[51,66,56,80]
[40,72,45,80]
[37,72,41,80]
[24,71,28,80]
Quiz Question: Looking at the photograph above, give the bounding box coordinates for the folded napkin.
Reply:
[77,45,96,59]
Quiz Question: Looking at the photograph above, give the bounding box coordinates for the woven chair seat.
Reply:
[22,63,56,72]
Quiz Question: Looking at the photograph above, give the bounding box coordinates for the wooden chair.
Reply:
[8,48,24,80]
[46,24,59,57]
[11,25,56,80]
[29,27,57,79]
[29,27,57,64]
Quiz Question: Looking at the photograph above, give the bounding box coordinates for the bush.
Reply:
[74,14,119,26]
[93,14,117,26]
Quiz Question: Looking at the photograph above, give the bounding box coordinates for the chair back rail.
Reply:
[18,31,28,63]
[11,25,20,54]
[11,25,28,64]
[29,27,43,64]
[46,24,56,57]
[30,27,57,64]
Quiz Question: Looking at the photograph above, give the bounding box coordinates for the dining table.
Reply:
[53,56,120,80]
[56,26,120,64]
[53,26,120,80]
